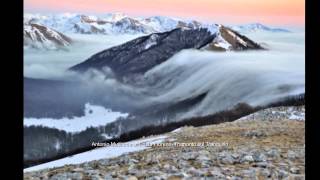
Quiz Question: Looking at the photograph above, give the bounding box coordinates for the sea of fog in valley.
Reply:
[24,33,143,79]
[24,31,304,131]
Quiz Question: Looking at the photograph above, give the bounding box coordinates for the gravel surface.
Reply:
[24,106,305,180]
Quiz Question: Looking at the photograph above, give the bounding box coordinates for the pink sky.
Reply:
[24,0,305,26]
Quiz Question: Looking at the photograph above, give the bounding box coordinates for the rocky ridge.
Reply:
[69,26,263,80]
[203,25,264,51]
[69,28,216,78]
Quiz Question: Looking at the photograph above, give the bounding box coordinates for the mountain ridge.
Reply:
[69,26,264,80]
[69,28,217,79]
[24,13,291,35]
[24,22,72,50]
[231,23,291,33]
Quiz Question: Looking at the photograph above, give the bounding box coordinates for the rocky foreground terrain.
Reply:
[24,106,305,180]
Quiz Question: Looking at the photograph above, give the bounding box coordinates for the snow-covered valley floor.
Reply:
[24,103,128,133]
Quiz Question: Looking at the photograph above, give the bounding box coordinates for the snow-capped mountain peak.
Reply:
[110,12,128,22]
[23,12,290,51]
[24,13,291,36]
[24,22,72,50]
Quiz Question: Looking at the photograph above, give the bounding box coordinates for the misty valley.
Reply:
[23,13,305,170]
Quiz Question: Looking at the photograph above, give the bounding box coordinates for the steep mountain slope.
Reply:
[203,25,264,51]
[69,28,216,79]
[69,27,263,80]
[24,22,72,50]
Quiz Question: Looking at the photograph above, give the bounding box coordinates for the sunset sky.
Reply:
[24,0,305,26]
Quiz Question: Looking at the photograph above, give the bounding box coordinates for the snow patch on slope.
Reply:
[211,32,232,50]
[144,34,159,49]
[23,103,128,133]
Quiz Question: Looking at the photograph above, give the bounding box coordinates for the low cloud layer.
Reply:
[24,31,305,123]
[24,33,141,79]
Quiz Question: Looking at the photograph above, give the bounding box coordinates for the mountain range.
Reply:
[231,23,291,33]
[23,13,290,50]
[24,13,290,35]
[24,13,213,35]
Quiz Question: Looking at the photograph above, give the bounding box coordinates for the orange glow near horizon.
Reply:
[24,0,305,26]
